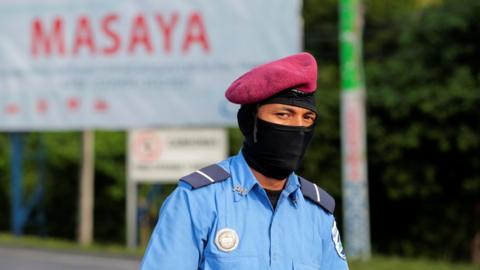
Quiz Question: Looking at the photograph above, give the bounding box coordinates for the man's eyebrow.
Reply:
[273,106,315,115]
[275,106,296,112]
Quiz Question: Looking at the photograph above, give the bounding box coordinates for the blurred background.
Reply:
[0,0,479,269]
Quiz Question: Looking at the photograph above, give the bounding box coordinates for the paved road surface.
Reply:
[0,246,140,270]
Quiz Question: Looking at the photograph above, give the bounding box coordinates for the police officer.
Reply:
[141,53,349,270]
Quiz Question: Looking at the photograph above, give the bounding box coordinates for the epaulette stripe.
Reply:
[299,176,335,214]
[200,164,230,180]
[196,170,215,183]
[313,183,320,202]
[180,164,230,189]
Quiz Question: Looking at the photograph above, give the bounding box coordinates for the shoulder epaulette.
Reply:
[299,176,335,214]
[179,164,230,189]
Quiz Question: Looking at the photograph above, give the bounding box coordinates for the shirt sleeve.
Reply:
[141,182,206,270]
[320,214,350,270]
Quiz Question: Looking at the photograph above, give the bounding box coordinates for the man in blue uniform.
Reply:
[141,53,349,270]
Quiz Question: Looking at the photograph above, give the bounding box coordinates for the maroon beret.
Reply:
[225,52,318,104]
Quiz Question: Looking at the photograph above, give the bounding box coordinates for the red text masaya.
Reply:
[31,11,211,57]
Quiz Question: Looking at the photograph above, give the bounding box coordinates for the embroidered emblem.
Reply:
[233,185,247,196]
[332,221,347,260]
[215,228,239,252]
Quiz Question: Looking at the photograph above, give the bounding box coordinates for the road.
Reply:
[0,246,140,270]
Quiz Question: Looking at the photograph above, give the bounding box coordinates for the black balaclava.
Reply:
[238,89,317,180]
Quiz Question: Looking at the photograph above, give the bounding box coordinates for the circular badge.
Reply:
[215,228,239,252]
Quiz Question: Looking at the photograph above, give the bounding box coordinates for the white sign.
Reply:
[128,128,228,182]
[0,0,301,130]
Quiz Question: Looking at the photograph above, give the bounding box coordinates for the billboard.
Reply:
[0,0,301,130]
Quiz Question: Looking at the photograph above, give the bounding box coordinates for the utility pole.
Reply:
[339,0,371,260]
[78,130,95,246]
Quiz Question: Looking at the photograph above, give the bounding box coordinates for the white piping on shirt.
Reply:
[196,170,215,183]
[313,183,321,203]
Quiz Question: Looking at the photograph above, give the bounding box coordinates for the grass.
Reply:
[0,233,144,258]
[349,256,479,270]
[1,233,479,269]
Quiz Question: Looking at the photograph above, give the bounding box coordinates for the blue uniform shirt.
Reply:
[141,152,349,270]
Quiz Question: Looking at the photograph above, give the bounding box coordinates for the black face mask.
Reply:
[242,118,316,180]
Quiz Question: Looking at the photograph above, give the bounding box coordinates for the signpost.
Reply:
[126,128,228,248]
[340,0,372,260]
[78,130,95,246]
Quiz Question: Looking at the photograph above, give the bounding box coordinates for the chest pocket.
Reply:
[203,255,259,270]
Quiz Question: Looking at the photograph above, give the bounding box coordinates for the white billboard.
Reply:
[0,0,302,130]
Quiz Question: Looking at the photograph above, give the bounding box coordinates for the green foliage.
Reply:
[0,134,9,230]
[41,132,81,239]
[302,0,480,261]
[93,131,127,243]
[349,256,478,270]
[0,233,144,257]
[0,131,128,243]
[365,0,480,260]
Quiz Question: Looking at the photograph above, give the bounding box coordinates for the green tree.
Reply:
[302,0,479,261]
[365,0,480,260]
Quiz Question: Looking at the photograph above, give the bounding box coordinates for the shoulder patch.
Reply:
[180,164,230,189]
[299,176,335,214]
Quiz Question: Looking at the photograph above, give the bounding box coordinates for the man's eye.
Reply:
[276,113,289,118]
[304,115,315,121]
